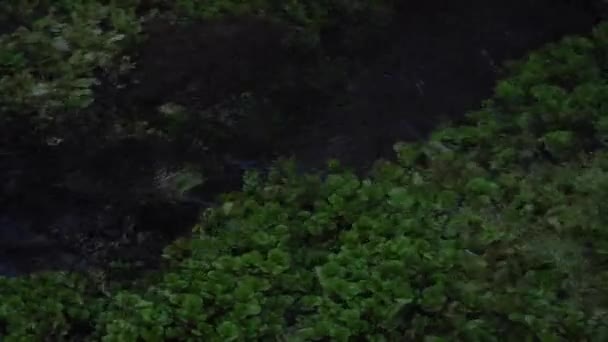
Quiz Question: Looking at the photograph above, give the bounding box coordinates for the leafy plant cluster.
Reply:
[2,23,608,341]
[0,0,142,147]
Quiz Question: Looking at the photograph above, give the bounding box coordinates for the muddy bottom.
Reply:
[0,0,602,278]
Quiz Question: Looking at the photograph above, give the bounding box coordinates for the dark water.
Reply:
[284,0,601,172]
[0,217,26,277]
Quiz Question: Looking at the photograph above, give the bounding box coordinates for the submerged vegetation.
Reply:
[1,0,608,340]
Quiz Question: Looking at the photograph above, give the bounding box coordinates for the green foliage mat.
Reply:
[0,0,141,146]
[2,9,608,342]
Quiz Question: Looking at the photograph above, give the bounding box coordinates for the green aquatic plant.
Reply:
[0,0,141,146]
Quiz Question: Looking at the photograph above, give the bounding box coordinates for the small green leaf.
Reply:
[217,321,239,341]
[388,187,415,209]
